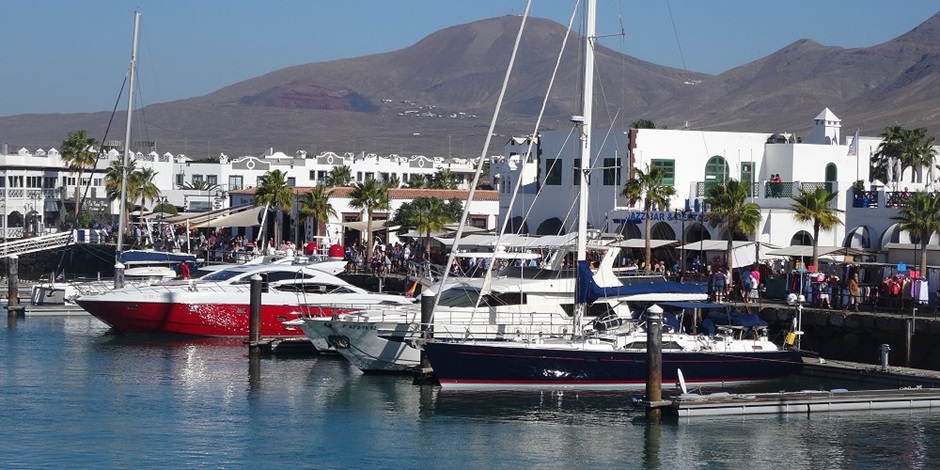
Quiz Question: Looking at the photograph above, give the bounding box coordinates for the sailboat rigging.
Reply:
[420,0,804,390]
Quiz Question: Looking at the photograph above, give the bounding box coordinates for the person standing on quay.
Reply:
[847,273,860,312]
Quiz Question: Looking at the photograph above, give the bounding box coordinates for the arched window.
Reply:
[824,163,837,192]
[704,155,729,193]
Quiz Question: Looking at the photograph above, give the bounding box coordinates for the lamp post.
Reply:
[156,195,168,250]
[674,207,692,280]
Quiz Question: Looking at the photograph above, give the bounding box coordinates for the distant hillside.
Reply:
[3,12,940,157]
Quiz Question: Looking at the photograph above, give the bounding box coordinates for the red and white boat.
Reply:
[75,263,414,337]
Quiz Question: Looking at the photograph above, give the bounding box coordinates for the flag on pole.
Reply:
[847,128,859,157]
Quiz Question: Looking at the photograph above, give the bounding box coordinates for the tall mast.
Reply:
[117,10,140,254]
[577,0,595,262]
[574,0,596,332]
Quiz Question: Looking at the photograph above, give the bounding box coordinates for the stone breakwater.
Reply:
[759,305,940,370]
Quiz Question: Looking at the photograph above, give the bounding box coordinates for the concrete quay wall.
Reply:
[760,305,940,370]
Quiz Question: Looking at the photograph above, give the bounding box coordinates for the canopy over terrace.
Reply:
[162,203,255,227]
[677,240,780,269]
[765,245,876,261]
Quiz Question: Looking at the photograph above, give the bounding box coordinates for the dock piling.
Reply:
[248,274,262,356]
[645,304,664,420]
[880,343,891,371]
[7,255,24,318]
[114,262,125,289]
[413,288,437,385]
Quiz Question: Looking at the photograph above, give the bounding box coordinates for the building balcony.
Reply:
[849,188,920,210]
[692,180,835,208]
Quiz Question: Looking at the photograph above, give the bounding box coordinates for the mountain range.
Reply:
[3,12,940,158]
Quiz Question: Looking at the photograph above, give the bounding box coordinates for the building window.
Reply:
[356,172,363,182]
[603,157,621,186]
[193,174,204,184]
[573,159,581,186]
[176,173,185,188]
[44,177,57,188]
[545,159,562,185]
[256,176,264,188]
[207,175,218,186]
[229,175,244,190]
[93,178,103,187]
[9,176,23,187]
[309,170,316,180]
[651,159,676,186]
[26,176,42,188]
[287,177,296,187]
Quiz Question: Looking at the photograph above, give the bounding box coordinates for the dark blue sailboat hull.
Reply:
[424,341,804,390]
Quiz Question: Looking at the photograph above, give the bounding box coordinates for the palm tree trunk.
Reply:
[812,221,820,270]
[644,201,652,274]
[921,241,929,276]
[73,172,82,224]
[365,209,373,265]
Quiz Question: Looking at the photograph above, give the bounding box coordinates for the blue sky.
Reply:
[3,0,938,117]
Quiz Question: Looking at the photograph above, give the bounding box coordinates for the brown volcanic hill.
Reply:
[3,12,940,157]
[649,12,940,136]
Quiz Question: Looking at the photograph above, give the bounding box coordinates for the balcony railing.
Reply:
[852,190,879,208]
[693,180,829,199]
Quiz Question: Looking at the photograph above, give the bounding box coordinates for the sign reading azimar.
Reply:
[613,211,703,224]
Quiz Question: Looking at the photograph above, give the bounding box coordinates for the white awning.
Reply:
[342,220,389,232]
[612,239,679,249]
[766,245,872,258]
[191,207,265,229]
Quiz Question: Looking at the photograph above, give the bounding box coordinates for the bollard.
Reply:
[114,262,125,289]
[249,274,262,347]
[7,254,24,318]
[645,304,663,420]
[880,344,891,371]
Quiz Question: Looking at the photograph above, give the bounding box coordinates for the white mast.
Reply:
[574,0,596,331]
[117,10,140,254]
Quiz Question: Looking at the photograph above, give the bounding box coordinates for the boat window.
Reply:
[266,270,315,283]
[437,287,481,308]
[273,283,356,294]
[479,292,524,307]
[199,269,245,282]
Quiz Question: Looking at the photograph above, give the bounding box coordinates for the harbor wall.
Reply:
[760,306,940,370]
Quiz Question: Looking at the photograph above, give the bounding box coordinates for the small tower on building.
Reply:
[806,108,841,145]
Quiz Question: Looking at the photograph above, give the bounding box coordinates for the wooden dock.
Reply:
[667,387,940,417]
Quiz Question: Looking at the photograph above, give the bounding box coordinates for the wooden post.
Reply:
[114,262,125,289]
[249,274,262,351]
[7,255,24,318]
[645,304,663,420]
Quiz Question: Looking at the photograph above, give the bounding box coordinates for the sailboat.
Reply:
[421,0,803,390]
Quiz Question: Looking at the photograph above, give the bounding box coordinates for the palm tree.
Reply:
[630,119,656,129]
[254,169,295,246]
[298,185,336,240]
[178,180,220,192]
[893,191,940,275]
[430,169,458,189]
[349,178,390,265]
[621,164,676,273]
[703,179,763,271]
[131,167,160,216]
[406,197,453,255]
[407,173,427,189]
[791,187,844,270]
[60,130,98,225]
[385,174,401,189]
[873,125,938,184]
[327,165,353,187]
[105,159,137,236]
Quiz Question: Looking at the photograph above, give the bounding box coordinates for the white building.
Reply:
[0,141,488,240]
[494,108,940,266]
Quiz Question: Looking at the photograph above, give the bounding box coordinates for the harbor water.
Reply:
[3,316,940,468]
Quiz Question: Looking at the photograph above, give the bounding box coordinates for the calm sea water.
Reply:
[2,315,939,469]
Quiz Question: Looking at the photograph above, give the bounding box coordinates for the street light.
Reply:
[674,207,692,280]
